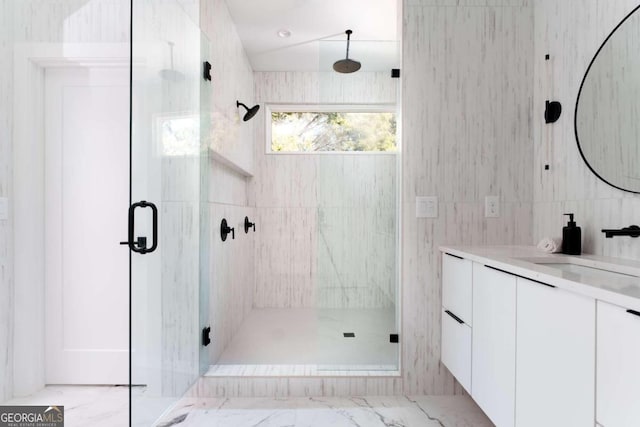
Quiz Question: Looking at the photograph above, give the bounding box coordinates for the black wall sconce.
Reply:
[545,100,562,123]
[220,218,234,241]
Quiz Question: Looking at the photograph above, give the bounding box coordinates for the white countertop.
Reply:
[439,245,640,312]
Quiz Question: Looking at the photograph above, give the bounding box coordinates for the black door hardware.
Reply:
[220,218,234,241]
[120,201,158,254]
[202,326,211,346]
[602,225,640,238]
[244,216,255,233]
[627,309,640,318]
[390,334,399,343]
[203,61,212,81]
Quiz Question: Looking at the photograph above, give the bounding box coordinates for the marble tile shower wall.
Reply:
[0,0,13,404]
[316,155,397,309]
[402,2,533,394]
[200,0,256,365]
[250,72,398,309]
[532,0,640,260]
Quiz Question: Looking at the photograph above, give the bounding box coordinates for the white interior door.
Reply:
[44,66,130,384]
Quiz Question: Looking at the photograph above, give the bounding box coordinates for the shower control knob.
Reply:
[220,218,234,241]
[244,216,256,233]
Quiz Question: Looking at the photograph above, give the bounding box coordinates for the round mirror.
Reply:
[576,5,640,193]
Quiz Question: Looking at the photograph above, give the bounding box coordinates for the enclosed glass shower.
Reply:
[1,0,400,424]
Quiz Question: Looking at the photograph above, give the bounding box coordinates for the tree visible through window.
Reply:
[270,111,397,152]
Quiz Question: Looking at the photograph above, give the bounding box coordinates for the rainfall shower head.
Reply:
[333,30,361,74]
[236,101,260,122]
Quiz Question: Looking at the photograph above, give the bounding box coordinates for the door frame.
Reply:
[12,43,139,396]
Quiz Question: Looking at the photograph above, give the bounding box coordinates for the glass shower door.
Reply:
[129,1,202,425]
[314,38,401,372]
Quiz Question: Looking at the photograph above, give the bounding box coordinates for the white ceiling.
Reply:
[224,0,400,72]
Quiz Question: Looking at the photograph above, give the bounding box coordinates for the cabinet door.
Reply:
[515,277,595,427]
[441,307,472,393]
[472,265,516,427]
[597,300,640,427]
[442,253,473,325]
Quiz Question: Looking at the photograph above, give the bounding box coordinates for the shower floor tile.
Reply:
[213,308,398,369]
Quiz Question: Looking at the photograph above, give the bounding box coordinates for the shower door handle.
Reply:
[121,200,158,254]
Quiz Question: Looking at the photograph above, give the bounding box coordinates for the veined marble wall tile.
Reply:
[253,207,316,308]
[207,160,248,207]
[254,72,396,105]
[251,155,397,309]
[12,0,129,43]
[160,201,200,396]
[208,204,255,364]
[532,0,640,260]
[200,0,256,366]
[408,0,529,6]
[187,375,403,398]
[318,72,398,104]
[201,0,255,175]
[402,3,533,395]
[252,71,398,310]
[0,0,13,404]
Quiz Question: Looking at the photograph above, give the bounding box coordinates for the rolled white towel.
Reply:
[537,237,563,253]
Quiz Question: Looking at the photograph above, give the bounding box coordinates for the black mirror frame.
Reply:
[574,4,640,194]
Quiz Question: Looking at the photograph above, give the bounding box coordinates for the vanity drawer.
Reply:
[442,253,473,325]
[441,307,472,393]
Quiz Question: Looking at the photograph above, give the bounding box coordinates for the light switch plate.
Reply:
[485,196,500,218]
[416,196,438,218]
[0,197,8,220]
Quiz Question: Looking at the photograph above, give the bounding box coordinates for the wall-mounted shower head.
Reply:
[333,30,361,74]
[236,101,260,122]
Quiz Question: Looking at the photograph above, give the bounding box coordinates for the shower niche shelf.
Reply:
[208,147,253,178]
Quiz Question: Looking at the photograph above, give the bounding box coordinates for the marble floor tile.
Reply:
[157,395,493,427]
[2,387,493,426]
[1,385,178,427]
[2,386,129,427]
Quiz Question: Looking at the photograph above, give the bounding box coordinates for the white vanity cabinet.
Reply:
[442,253,472,324]
[439,246,640,427]
[441,253,473,392]
[597,300,640,427]
[515,277,595,427]
[471,265,516,427]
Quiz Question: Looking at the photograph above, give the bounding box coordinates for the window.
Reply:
[268,105,397,153]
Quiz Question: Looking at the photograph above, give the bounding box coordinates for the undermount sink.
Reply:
[534,262,638,280]
[514,257,640,281]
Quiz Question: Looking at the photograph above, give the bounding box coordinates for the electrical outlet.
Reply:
[485,196,500,218]
[416,196,438,218]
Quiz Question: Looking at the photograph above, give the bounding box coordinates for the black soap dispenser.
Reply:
[562,213,582,255]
